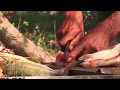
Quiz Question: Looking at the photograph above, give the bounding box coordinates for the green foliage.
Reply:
[8,11,63,54]
[23,21,29,26]
[2,11,15,15]
[57,50,62,54]
[84,31,87,35]
[83,11,114,33]
[12,22,15,26]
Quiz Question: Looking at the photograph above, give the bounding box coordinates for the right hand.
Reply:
[56,11,84,51]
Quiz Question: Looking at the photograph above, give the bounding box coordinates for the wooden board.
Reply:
[43,63,120,75]
[1,75,120,79]
[1,63,120,79]
[69,66,120,75]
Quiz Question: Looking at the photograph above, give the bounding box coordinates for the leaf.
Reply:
[58,50,62,54]
[23,21,29,26]
[84,31,87,35]
[12,23,15,26]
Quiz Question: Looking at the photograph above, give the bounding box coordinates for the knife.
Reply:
[62,59,85,76]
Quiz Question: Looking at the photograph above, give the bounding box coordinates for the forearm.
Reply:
[107,11,120,41]
[64,11,83,16]
[86,11,120,41]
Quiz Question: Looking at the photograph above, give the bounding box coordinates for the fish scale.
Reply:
[0,52,65,76]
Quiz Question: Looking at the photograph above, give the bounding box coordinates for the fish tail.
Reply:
[52,68,65,76]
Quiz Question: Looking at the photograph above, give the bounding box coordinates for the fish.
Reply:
[0,52,65,77]
[0,46,15,54]
[59,43,120,75]
[78,43,120,67]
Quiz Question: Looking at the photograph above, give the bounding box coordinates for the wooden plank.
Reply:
[70,66,120,75]
[1,75,120,79]
[69,67,101,75]
[1,64,120,79]
[100,67,120,75]
[43,63,120,75]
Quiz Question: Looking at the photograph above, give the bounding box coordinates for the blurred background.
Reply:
[1,11,114,55]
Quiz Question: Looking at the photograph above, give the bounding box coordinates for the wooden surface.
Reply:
[1,63,120,79]
[1,75,120,79]
[69,66,120,75]
[44,63,120,75]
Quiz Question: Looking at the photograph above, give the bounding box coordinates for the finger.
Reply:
[69,32,84,51]
[69,19,84,50]
[63,52,76,66]
[60,26,80,47]
[56,52,65,66]
[56,18,70,40]
[66,41,86,62]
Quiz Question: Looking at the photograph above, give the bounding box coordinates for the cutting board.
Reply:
[69,66,120,75]
[43,63,120,75]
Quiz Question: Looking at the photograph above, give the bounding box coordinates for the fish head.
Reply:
[78,54,94,67]
[0,46,4,51]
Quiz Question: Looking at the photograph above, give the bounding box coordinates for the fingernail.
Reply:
[67,57,72,62]
[69,46,73,51]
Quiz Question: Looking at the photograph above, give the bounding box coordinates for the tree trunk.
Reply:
[0,12,55,63]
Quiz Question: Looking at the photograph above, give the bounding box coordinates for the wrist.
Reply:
[64,11,83,18]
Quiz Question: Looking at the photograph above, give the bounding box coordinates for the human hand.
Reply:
[56,11,84,51]
[56,11,120,67]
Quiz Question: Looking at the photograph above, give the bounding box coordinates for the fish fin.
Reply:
[62,67,69,76]
[0,67,5,77]
[53,68,66,76]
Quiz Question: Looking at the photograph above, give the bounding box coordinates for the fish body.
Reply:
[0,53,64,76]
[78,43,120,67]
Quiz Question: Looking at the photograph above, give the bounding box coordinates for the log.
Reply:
[0,12,55,63]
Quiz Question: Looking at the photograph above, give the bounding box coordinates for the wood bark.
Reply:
[0,12,55,63]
